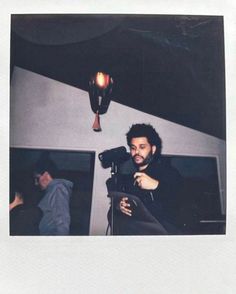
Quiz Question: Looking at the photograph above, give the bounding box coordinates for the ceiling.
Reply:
[11,14,226,139]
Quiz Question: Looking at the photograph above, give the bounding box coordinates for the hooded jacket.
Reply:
[38,179,73,235]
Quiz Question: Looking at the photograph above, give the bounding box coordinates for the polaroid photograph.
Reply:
[1,1,235,293]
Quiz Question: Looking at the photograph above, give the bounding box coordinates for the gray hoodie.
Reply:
[38,179,73,235]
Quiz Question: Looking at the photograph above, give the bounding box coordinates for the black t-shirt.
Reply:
[10,204,43,236]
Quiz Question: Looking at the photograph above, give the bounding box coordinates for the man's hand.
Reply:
[134,172,159,190]
[119,197,132,216]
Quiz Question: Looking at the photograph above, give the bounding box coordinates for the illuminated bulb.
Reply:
[95,72,110,89]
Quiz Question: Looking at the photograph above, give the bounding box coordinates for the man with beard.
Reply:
[107,123,182,235]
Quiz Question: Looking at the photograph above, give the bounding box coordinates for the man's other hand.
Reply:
[119,197,132,216]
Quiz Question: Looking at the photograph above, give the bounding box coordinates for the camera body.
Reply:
[98,146,130,168]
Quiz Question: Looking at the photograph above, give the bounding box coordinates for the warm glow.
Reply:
[95,72,110,89]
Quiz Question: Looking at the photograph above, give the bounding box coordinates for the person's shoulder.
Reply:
[153,158,181,179]
[156,157,174,169]
[24,205,43,218]
[10,204,24,215]
[46,179,73,204]
[49,179,73,190]
[11,204,42,218]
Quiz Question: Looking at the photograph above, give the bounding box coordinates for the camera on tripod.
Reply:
[98,146,130,168]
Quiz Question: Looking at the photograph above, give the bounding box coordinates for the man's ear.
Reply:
[44,171,53,180]
[151,145,157,155]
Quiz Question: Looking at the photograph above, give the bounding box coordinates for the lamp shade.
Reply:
[88,71,114,131]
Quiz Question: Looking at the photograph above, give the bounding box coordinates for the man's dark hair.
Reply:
[126,123,162,158]
[34,151,58,177]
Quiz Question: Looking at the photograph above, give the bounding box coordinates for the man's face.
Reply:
[34,172,49,190]
[130,137,156,169]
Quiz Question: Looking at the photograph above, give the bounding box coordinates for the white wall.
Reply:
[10,67,226,235]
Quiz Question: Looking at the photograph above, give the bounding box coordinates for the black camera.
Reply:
[98,146,130,168]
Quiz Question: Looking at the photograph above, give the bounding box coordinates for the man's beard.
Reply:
[132,151,154,168]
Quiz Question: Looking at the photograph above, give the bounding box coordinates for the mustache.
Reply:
[133,155,144,159]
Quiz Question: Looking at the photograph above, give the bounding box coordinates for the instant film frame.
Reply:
[3,3,233,293]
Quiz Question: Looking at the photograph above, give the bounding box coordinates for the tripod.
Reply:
[106,161,119,235]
